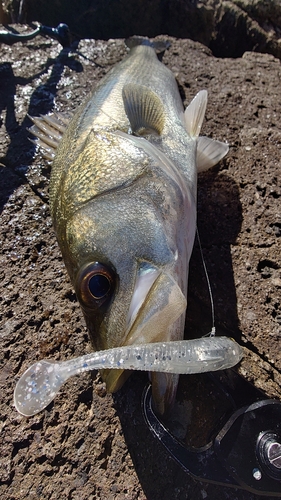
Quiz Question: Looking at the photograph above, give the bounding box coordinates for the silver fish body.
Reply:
[32,37,228,414]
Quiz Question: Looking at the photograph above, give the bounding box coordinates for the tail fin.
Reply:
[125,36,170,56]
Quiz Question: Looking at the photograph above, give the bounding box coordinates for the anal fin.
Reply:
[184,90,208,138]
[197,136,229,172]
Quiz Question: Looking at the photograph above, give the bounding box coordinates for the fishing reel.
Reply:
[142,372,281,497]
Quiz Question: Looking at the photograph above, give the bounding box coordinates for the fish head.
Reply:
[73,252,187,410]
[57,128,190,415]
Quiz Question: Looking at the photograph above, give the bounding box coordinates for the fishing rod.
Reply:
[0,22,72,47]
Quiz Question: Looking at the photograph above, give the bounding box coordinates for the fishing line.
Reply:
[196,227,216,337]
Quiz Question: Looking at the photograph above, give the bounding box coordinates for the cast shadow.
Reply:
[113,168,246,500]
[0,41,82,213]
[186,167,243,342]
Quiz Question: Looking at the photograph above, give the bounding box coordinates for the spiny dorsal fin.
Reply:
[184,90,208,138]
[122,83,165,136]
[197,136,229,172]
[28,112,70,160]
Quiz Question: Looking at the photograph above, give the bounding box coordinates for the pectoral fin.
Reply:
[122,83,165,136]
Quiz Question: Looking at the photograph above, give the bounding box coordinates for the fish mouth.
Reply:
[124,263,186,346]
[103,262,187,414]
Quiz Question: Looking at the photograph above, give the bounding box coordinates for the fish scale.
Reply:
[30,36,229,415]
[76,45,183,136]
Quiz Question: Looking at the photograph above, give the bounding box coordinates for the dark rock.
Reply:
[2,1,281,59]
[0,25,281,500]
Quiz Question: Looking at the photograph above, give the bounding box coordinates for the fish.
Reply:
[30,36,228,415]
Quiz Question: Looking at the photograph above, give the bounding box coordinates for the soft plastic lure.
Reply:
[14,336,243,417]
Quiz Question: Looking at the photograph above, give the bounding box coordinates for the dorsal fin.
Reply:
[184,90,208,138]
[196,136,229,172]
[122,83,165,136]
[28,112,70,160]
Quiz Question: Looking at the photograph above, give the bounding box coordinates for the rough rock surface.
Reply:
[3,0,281,60]
[0,26,281,500]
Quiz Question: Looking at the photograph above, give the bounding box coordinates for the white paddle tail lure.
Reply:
[14,336,243,417]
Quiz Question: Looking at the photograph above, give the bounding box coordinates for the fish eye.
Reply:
[88,273,111,299]
[76,262,116,308]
